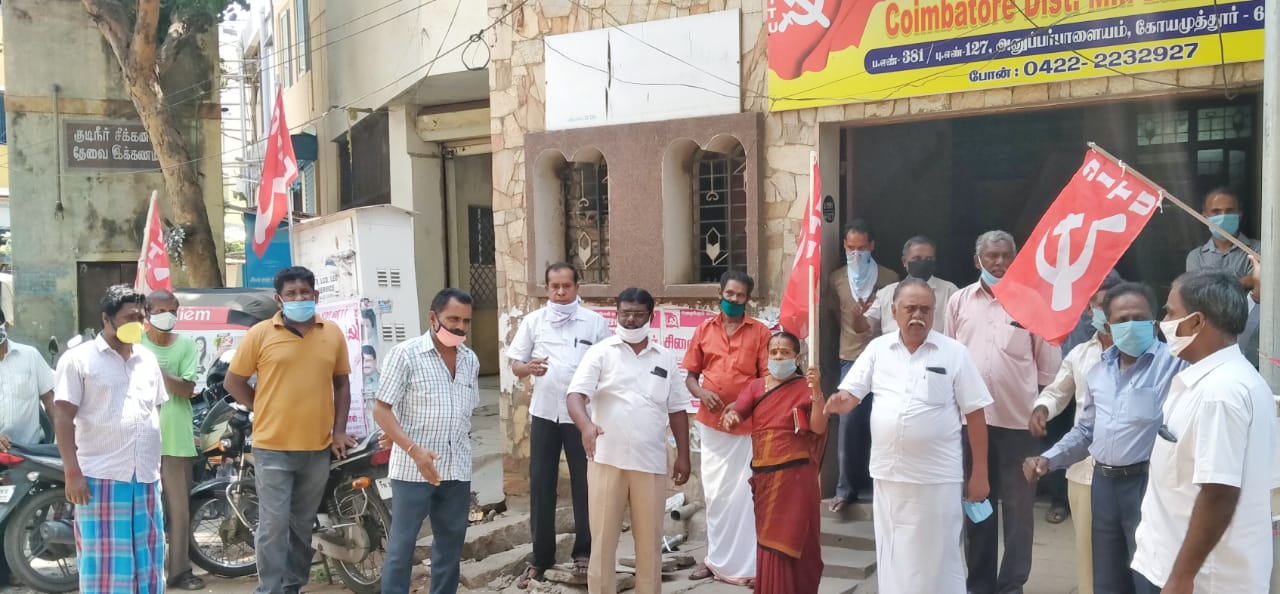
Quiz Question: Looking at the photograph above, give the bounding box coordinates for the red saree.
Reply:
[732,376,826,594]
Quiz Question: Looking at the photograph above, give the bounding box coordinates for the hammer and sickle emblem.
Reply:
[778,0,831,32]
[1035,213,1128,311]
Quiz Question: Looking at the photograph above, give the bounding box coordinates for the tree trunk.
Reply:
[82,0,223,287]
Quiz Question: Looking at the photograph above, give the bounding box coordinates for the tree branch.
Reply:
[158,14,214,75]
[80,0,132,67]
[131,0,160,73]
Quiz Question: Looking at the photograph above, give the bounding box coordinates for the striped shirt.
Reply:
[375,335,479,483]
[53,335,167,483]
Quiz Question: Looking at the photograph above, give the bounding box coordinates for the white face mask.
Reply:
[149,312,178,333]
[1159,313,1200,358]
[615,324,650,344]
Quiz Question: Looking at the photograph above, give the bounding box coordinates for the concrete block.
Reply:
[458,534,571,589]
[821,547,877,580]
[821,501,873,523]
[817,577,867,594]
[820,520,876,551]
[419,507,577,562]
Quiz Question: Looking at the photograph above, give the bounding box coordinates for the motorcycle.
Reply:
[188,385,392,594]
[0,442,78,593]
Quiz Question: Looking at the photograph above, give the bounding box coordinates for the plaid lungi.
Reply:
[74,477,165,594]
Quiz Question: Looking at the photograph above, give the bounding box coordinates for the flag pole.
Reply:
[807,264,817,364]
[1087,142,1261,260]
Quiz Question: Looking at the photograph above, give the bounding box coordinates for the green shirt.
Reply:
[142,334,199,457]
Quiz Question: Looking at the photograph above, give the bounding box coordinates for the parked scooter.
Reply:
[188,368,392,594]
[0,442,77,593]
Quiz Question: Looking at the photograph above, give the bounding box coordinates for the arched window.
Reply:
[694,142,746,283]
[561,152,609,284]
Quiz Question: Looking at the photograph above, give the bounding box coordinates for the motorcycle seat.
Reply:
[9,442,61,459]
[340,431,381,458]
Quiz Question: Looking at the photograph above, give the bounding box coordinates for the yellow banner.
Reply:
[766,0,1264,111]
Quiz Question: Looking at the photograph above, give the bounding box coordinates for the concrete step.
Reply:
[418,506,578,561]
[822,547,877,580]
[820,519,875,551]
[458,533,572,589]
[818,576,867,594]
[821,499,874,522]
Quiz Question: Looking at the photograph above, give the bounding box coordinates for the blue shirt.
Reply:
[1043,341,1187,470]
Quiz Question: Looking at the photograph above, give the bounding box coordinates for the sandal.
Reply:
[169,573,206,591]
[1045,504,1069,524]
[572,557,589,578]
[516,565,543,589]
[690,564,714,580]
[828,498,849,513]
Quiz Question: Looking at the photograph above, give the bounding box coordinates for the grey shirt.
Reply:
[1185,233,1261,279]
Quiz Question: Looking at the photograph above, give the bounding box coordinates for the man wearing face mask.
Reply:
[140,289,204,590]
[1024,283,1186,593]
[225,266,354,594]
[682,270,771,584]
[866,235,960,336]
[1025,272,1123,594]
[824,220,898,512]
[946,230,1061,594]
[825,278,993,594]
[374,288,479,594]
[0,308,56,450]
[567,288,691,594]
[507,263,610,587]
[1131,270,1275,594]
[53,284,168,594]
[1184,188,1260,290]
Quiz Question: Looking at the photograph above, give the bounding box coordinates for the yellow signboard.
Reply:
[766,0,1264,111]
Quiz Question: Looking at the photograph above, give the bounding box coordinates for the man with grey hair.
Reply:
[946,230,1061,594]
[1131,270,1274,594]
[867,235,960,336]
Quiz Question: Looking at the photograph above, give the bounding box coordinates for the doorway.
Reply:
[77,261,138,337]
[446,151,499,375]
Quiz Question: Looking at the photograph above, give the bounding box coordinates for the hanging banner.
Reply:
[767,0,1265,110]
[317,299,370,438]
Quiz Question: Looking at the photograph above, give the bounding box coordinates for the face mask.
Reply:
[1208,213,1240,241]
[767,358,798,380]
[547,298,579,327]
[906,259,936,281]
[434,322,467,348]
[281,300,316,323]
[1090,307,1108,334]
[979,265,1001,287]
[1109,320,1155,357]
[720,299,745,318]
[149,312,178,333]
[114,321,145,344]
[1159,313,1200,358]
[615,323,650,344]
[847,250,872,273]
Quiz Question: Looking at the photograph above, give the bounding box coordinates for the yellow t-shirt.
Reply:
[229,313,351,451]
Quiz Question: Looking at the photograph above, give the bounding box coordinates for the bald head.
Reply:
[146,289,178,307]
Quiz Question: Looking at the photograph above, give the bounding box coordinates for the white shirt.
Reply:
[567,336,689,474]
[0,341,55,445]
[1132,345,1274,592]
[867,276,961,336]
[1034,334,1105,485]
[507,304,611,423]
[53,335,168,483]
[838,330,993,484]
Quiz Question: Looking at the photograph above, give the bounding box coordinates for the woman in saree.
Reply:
[722,331,829,594]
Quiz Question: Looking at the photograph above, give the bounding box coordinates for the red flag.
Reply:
[993,149,1163,344]
[252,88,298,257]
[779,152,822,339]
[135,191,173,293]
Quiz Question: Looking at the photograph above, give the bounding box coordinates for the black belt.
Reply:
[1095,461,1149,478]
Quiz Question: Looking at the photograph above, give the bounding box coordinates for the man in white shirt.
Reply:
[508,263,610,587]
[567,288,691,594]
[826,278,993,594]
[53,285,168,594]
[866,235,960,336]
[0,308,55,449]
[1131,269,1274,594]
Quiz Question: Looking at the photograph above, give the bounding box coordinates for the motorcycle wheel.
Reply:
[3,487,79,593]
[189,492,257,578]
[330,494,391,594]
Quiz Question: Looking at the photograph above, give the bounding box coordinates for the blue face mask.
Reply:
[720,298,746,318]
[767,359,798,380]
[1090,307,1108,334]
[979,265,1001,287]
[1208,213,1240,241]
[282,300,317,323]
[1109,320,1156,357]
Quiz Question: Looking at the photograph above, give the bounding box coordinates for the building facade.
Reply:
[488,0,1263,493]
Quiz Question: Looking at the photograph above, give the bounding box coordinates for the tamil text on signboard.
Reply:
[64,120,161,171]
[767,0,1264,110]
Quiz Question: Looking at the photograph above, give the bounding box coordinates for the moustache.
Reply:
[908,319,927,328]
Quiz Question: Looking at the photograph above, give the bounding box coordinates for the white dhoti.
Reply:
[873,479,966,594]
[699,423,757,583]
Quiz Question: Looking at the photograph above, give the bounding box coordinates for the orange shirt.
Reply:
[680,314,771,435]
[229,313,351,451]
